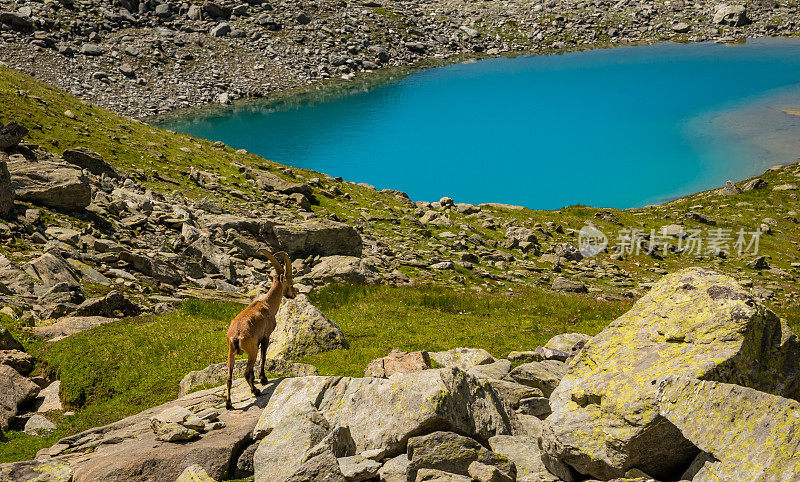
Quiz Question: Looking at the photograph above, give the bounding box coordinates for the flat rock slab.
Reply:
[33,316,117,341]
[658,376,800,481]
[6,379,277,481]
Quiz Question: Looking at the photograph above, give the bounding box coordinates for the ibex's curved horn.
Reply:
[259,249,283,276]
[276,251,293,284]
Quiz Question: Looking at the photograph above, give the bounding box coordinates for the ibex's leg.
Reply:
[244,354,260,397]
[259,339,269,385]
[225,343,236,410]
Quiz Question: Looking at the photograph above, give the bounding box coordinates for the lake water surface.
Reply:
[162,38,800,209]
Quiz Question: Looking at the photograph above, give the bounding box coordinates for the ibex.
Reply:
[225,250,297,409]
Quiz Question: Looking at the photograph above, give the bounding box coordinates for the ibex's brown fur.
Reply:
[225,250,297,409]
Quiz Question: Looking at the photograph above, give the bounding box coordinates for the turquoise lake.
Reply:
[162,38,800,209]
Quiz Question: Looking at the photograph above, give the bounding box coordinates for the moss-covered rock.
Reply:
[0,459,72,481]
[540,267,800,480]
[658,376,800,482]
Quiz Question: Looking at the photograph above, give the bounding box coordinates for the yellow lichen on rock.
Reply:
[540,267,800,480]
[658,375,800,482]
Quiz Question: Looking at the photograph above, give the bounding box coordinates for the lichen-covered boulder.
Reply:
[658,376,800,481]
[266,294,348,360]
[407,431,515,479]
[175,464,216,482]
[540,268,800,480]
[0,460,72,482]
[430,347,495,369]
[253,368,512,457]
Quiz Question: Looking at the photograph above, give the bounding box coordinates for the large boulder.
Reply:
[266,294,349,360]
[540,268,800,480]
[25,252,80,288]
[62,147,121,178]
[0,460,72,482]
[0,365,39,429]
[252,368,512,457]
[7,158,91,211]
[73,291,140,318]
[713,4,747,25]
[273,220,362,257]
[489,435,556,481]
[308,255,380,284]
[508,360,567,398]
[33,316,117,341]
[658,376,800,481]
[15,380,271,481]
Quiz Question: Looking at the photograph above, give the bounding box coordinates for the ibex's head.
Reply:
[262,250,297,299]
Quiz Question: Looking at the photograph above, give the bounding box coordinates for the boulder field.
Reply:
[2,267,799,481]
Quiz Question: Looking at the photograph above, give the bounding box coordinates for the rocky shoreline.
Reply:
[0,0,798,118]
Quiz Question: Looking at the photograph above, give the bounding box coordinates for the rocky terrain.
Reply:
[2,268,800,481]
[0,0,798,117]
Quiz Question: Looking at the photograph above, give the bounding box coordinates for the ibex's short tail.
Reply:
[232,338,241,355]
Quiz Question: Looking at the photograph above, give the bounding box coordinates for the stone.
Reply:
[719,180,742,196]
[0,323,23,351]
[364,349,431,378]
[488,435,554,481]
[671,21,690,33]
[508,360,567,397]
[234,442,258,478]
[24,414,56,435]
[0,349,33,375]
[658,376,800,481]
[416,469,471,481]
[47,382,265,480]
[742,178,767,191]
[338,454,382,481]
[468,461,513,482]
[62,147,120,178]
[506,226,538,244]
[252,368,512,456]
[33,316,117,341]
[517,396,551,418]
[466,359,512,380]
[544,333,589,354]
[73,291,140,318]
[747,255,770,270]
[540,268,800,480]
[80,43,105,55]
[35,380,63,412]
[429,347,495,369]
[773,183,797,191]
[379,454,413,482]
[0,122,28,149]
[26,252,80,288]
[175,464,216,481]
[210,22,231,37]
[308,255,380,284]
[273,219,362,257]
[7,158,91,211]
[0,160,13,218]
[266,294,349,360]
[178,357,317,397]
[150,406,206,436]
[0,365,39,429]
[253,403,332,481]
[285,450,346,482]
[407,431,515,479]
[552,277,587,293]
[0,460,72,481]
[119,251,182,285]
[713,4,747,26]
[483,379,543,413]
[204,1,232,18]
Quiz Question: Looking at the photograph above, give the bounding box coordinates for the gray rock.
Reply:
[26,252,80,288]
[416,469,471,481]
[742,178,767,191]
[468,461,513,482]
[466,359,512,380]
[210,22,231,37]
[24,414,56,436]
[429,347,495,369]
[379,454,413,482]
[338,454,382,481]
[0,160,13,218]
[266,294,348,360]
[254,404,332,481]
[508,360,567,397]
[308,256,380,284]
[8,158,91,211]
[175,464,215,481]
[0,349,33,375]
[713,4,747,25]
[0,324,23,351]
[0,365,39,429]
[74,291,140,318]
[33,316,117,341]
[285,449,346,481]
[35,380,63,412]
[489,435,556,481]
[204,1,232,18]
[273,219,362,257]
[0,460,72,481]
[80,43,106,56]
[407,431,515,479]
[0,122,28,149]
[62,147,120,178]
[719,180,742,196]
[552,277,587,293]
